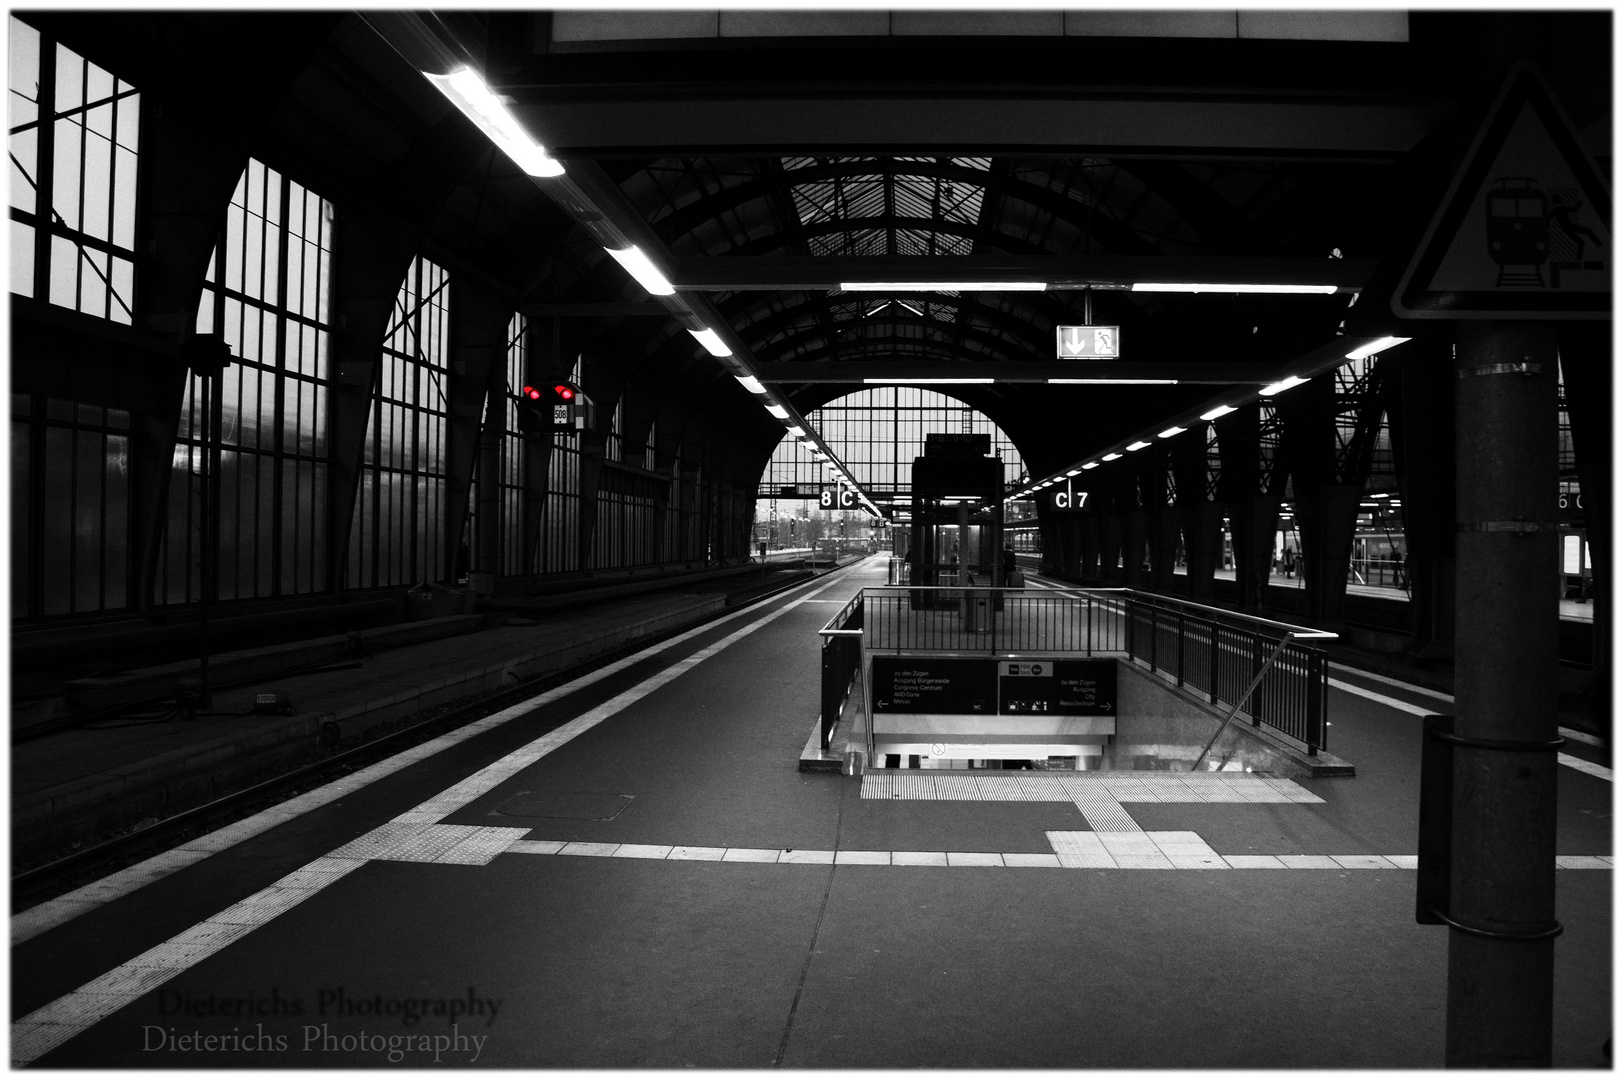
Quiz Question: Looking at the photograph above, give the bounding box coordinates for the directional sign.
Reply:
[998,659,1116,716]
[872,657,997,715]
[1056,325,1122,358]
[1394,63,1610,319]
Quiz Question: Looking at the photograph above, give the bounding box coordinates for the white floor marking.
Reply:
[1328,677,1435,716]
[1558,753,1613,781]
[1330,662,1454,703]
[491,839,1606,874]
[1561,727,1604,749]
[14,561,876,948]
[1327,681,1610,781]
[11,561,879,1067]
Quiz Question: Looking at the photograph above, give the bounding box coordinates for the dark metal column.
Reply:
[1447,320,1560,1067]
[1390,338,1458,655]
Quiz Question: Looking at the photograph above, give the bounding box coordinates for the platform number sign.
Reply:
[1050,480,1088,511]
[820,487,858,509]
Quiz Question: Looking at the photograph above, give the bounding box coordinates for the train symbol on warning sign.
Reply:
[1486,178,1604,287]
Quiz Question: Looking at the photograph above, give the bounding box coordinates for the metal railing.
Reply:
[856,585,1336,756]
[816,591,865,750]
[1123,592,1336,755]
[864,586,1129,656]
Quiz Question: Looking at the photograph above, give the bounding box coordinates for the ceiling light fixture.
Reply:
[1127,440,1152,451]
[862,378,996,385]
[1200,404,1238,421]
[840,281,1047,292]
[765,403,790,420]
[1066,470,1080,477]
[1102,452,1122,461]
[1157,426,1186,439]
[1344,336,1412,360]
[423,68,566,178]
[1047,378,1179,385]
[688,328,732,357]
[787,426,805,437]
[1131,282,1340,295]
[1080,462,1098,470]
[606,245,675,296]
[1259,375,1309,397]
[735,375,766,395]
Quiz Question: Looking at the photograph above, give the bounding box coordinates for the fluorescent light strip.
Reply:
[1065,470,1080,477]
[424,68,565,178]
[1101,453,1122,461]
[786,426,805,438]
[1259,375,1309,397]
[606,245,675,296]
[1344,336,1412,361]
[863,378,995,385]
[1080,462,1098,470]
[1131,282,1340,295]
[735,375,766,395]
[688,328,732,357]
[1047,379,1178,385]
[1126,440,1151,451]
[840,282,1047,292]
[765,404,790,420]
[1157,426,1186,439]
[1200,404,1238,421]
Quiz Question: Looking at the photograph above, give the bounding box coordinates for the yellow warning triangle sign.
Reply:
[1393,63,1610,320]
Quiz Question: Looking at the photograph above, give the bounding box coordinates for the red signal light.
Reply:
[554,385,574,400]
[522,385,542,401]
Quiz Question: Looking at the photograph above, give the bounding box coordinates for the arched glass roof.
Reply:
[760,386,1026,504]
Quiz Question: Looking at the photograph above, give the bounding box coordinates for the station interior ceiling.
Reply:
[14,9,1612,514]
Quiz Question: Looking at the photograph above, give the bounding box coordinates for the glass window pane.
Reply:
[9,126,37,214]
[51,115,82,230]
[11,219,35,296]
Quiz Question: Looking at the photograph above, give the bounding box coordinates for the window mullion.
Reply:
[31,41,55,300]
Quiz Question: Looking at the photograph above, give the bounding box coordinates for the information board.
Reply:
[872,656,1115,716]
[997,659,1115,715]
[872,657,997,715]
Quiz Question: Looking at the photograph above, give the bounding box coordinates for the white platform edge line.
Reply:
[11,561,872,948]
[10,563,879,1062]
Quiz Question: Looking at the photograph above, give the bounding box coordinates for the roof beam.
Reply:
[672,255,1374,292]
[521,97,1446,161]
[756,361,1285,384]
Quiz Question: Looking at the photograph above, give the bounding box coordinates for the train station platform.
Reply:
[10,554,1613,1068]
[10,558,843,869]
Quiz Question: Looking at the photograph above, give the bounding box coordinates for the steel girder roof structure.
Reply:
[20,8,1612,513]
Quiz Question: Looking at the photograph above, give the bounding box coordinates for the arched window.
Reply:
[8,15,140,322]
[349,256,450,588]
[160,159,334,605]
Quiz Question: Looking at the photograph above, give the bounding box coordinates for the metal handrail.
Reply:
[859,583,1338,757]
[1189,631,1297,771]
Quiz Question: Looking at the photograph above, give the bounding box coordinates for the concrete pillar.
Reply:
[1178,502,1224,601]
[1391,337,1458,653]
[327,212,416,592]
[1093,479,1127,585]
[1295,482,1363,625]
[444,282,511,582]
[1171,429,1222,600]
[1123,508,1148,588]
[1214,404,1278,613]
[1230,495,1281,614]
[1078,510,1101,580]
[1446,321,1560,1068]
[475,391,502,576]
